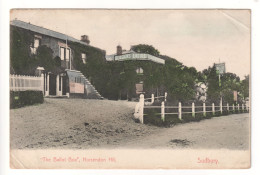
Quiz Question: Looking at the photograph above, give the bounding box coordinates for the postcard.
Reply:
[9,9,250,169]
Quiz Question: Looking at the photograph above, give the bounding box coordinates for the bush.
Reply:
[54,56,61,67]
[10,91,44,109]
[143,106,249,127]
[182,113,207,122]
[143,108,182,127]
[144,108,165,127]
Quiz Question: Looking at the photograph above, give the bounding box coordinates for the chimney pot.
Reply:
[81,35,90,44]
[117,45,122,55]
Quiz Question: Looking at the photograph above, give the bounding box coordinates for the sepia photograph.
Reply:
[9,9,250,169]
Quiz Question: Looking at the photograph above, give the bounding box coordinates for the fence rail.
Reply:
[10,74,44,91]
[143,92,167,105]
[134,93,250,124]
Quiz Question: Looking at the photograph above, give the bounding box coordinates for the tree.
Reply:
[36,45,56,72]
[201,66,221,103]
[10,27,35,75]
[163,59,197,102]
[220,72,241,104]
[200,65,249,104]
[10,27,60,75]
[131,44,160,56]
[240,75,249,100]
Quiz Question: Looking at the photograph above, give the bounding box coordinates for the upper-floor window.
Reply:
[30,35,41,54]
[81,53,86,63]
[136,67,144,74]
[60,47,71,61]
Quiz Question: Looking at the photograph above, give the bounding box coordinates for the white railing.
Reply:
[144,92,167,105]
[114,53,165,64]
[134,93,250,124]
[10,74,44,91]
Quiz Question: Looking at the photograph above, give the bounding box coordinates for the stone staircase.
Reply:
[66,69,104,99]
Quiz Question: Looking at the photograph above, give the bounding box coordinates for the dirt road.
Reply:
[10,98,250,150]
[121,113,250,150]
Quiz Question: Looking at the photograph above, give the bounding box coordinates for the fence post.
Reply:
[192,102,195,117]
[203,102,206,117]
[14,75,16,91]
[178,102,182,120]
[233,104,235,112]
[220,98,223,114]
[17,75,20,91]
[17,75,19,91]
[18,75,20,91]
[161,101,165,122]
[139,94,144,124]
[164,92,167,102]
[61,75,63,96]
[28,75,31,91]
[41,73,44,92]
[242,104,244,112]
[227,103,229,113]
[46,73,49,96]
[56,74,59,96]
[151,94,154,104]
[238,104,240,113]
[212,103,215,115]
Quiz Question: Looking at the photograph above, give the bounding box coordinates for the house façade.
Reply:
[10,19,104,99]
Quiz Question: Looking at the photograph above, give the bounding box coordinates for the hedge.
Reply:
[143,107,249,127]
[10,91,44,109]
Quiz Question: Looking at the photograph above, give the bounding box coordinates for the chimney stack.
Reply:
[81,35,90,44]
[117,45,122,55]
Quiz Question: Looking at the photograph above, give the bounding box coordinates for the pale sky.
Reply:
[11,9,250,78]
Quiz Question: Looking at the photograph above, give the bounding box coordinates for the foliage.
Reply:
[10,26,35,75]
[36,45,56,72]
[10,26,63,75]
[10,25,249,104]
[207,66,222,103]
[68,41,110,97]
[239,75,249,100]
[131,44,160,56]
[164,59,197,102]
[144,105,248,127]
[200,65,249,104]
[70,43,200,101]
[54,56,61,67]
[220,72,241,104]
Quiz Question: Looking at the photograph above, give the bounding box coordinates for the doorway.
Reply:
[49,74,56,95]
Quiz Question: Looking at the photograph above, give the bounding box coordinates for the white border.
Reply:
[1,0,260,175]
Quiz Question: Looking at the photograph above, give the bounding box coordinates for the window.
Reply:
[74,77,81,83]
[30,36,41,54]
[136,67,144,74]
[60,47,65,60]
[82,53,86,63]
[34,38,40,48]
[66,48,70,61]
[60,47,71,61]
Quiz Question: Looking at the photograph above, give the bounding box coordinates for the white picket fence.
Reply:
[134,93,250,124]
[10,74,44,91]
